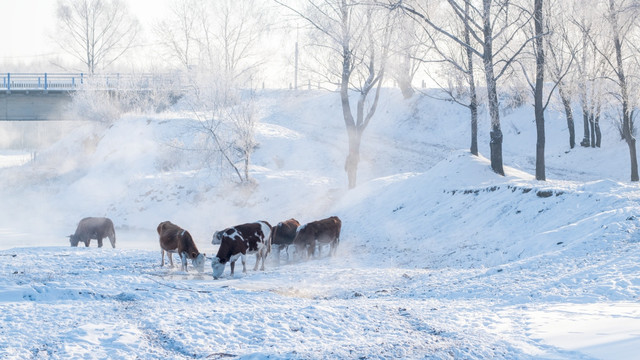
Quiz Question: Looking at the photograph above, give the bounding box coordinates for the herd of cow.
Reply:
[67,216,342,279]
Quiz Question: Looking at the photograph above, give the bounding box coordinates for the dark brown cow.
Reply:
[69,217,116,248]
[269,218,300,264]
[157,221,205,273]
[211,221,272,279]
[293,216,342,259]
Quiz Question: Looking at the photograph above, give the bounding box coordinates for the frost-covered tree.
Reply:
[55,0,140,73]
[276,0,395,189]
[155,0,269,184]
[400,0,534,176]
[154,0,201,70]
[405,1,482,156]
[602,0,639,181]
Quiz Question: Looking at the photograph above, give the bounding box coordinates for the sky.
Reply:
[0,0,171,70]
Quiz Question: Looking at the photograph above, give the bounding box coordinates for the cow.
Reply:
[269,218,300,264]
[68,217,116,248]
[293,216,342,259]
[211,221,272,279]
[157,221,206,273]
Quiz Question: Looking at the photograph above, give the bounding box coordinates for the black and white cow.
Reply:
[211,221,272,279]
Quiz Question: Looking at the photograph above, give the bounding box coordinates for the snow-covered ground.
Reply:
[0,89,639,359]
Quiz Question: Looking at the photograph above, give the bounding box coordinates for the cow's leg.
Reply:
[275,246,282,265]
[168,252,174,267]
[98,238,104,248]
[109,234,116,248]
[180,252,188,272]
[253,252,260,271]
[241,254,247,273]
[161,250,165,267]
[230,261,236,276]
[84,239,90,247]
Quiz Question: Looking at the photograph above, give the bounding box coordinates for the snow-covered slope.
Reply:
[0,89,639,359]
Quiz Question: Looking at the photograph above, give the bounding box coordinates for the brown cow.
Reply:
[269,218,300,264]
[293,216,342,259]
[69,217,116,248]
[157,221,205,273]
[211,221,272,279]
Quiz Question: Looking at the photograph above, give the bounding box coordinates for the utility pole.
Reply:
[294,26,299,90]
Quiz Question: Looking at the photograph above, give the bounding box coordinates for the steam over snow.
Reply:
[0,89,639,359]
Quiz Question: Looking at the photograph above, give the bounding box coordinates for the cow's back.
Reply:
[75,217,114,237]
[158,221,183,251]
[272,219,300,246]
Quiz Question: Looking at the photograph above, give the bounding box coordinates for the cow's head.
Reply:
[69,235,78,247]
[211,257,225,279]
[192,253,206,273]
[211,231,223,245]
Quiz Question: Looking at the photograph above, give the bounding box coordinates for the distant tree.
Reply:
[544,0,580,149]
[407,1,481,156]
[154,0,201,70]
[276,0,394,189]
[155,0,269,184]
[389,13,425,99]
[55,0,140,74]
[400,0,534,176]
[602,0,639,181]
[570,4,608,149]
[518,0,571,180]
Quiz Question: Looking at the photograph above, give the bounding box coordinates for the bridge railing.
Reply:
[0,72,183,92]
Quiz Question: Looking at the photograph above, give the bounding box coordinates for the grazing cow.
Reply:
[211,221,272,279]
[293,216,342,259]
[269,218,300,263]
[69,217,116,248]
[157,221,205,273]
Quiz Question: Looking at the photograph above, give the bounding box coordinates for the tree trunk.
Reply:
[610,0,639,181]
[534,0,545,181]
[590,114,596,148]
[558,86,575,149]
[580,106,590,147]
[465,0,478,156]
[345,127,361,189]
[398,53,415,99]
[483,0,504,175]
[594,117,601,147]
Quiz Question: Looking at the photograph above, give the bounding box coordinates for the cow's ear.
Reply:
[191,252,197,258]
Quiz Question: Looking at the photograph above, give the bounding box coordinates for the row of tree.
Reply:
[53,0,640,187]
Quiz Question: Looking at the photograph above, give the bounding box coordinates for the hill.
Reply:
[0,89,639,359]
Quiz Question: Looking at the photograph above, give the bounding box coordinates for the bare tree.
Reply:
[55,0,140,74]
[277,0,394,189]
[409,1,482,156]
[604,0,639,181]
[399,0,534,176]
[198,0,271,92]
[154,0,201,70]
[544,0,580,149]
[570,4,608,149]
[389,13,426,99]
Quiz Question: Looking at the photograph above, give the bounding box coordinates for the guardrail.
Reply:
[0,72,183,92]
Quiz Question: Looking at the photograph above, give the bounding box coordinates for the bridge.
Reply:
[0,72,183,121]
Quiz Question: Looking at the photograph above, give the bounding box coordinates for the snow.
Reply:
[0,89,639,359]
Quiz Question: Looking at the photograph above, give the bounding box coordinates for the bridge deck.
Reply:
[1,72,181,92]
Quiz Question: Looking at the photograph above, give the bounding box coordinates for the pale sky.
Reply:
[0,0,171,70]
